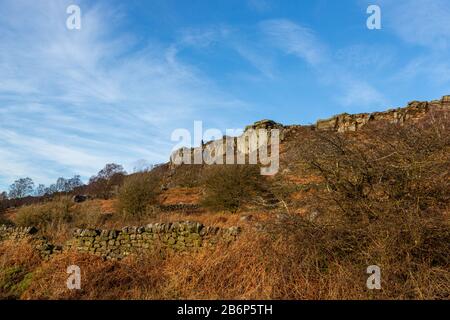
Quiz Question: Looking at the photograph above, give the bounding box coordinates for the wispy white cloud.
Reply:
[334,44,395,72]
[260,19,326,66]
[174,25,278,81]
[377,0,450,49]
[177,26,231,48]
[247,0,272,13]
[368,0,450,95]
[171,18,387,111]
[0,0,245,189]
[259,19,386,109]
[336,80,386,108]
[393,55,450,85]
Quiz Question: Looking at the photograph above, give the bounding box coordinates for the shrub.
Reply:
[295,110,450,223]
[201,165,264,212]
[170,164,204,188]
[86,164,127,199]
[116,173,160,218]
[15,197,73,230]
[0,215,14,226]
[276,109,450,299]
[70,200,109,229]
[14,197,108,242]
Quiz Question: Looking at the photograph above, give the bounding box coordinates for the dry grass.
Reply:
[152,211,271,229]
[0,240,42,299]
[158,187,202,205]
[12,197,107,243]
[21,250,166,300]
[15,232,280,300]
[1,219,448,300]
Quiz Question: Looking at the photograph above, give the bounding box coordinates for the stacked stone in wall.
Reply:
[0,225,57,259]
[158,204,200,212]
[0,225,37,241]
[66,222,240,260]
[0,222,241,261]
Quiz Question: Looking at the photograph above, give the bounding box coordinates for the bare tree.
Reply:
[0,191,7,201]
[132,159,154,173]
[67,175,84,190]
[44,184,58,195]
[90,163,127,182]
[34,184,46,197]
[87,164,127,199]
[55,177,68,192]
[8,177,34,199]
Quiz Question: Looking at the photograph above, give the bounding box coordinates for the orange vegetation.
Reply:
[158,187,202,205]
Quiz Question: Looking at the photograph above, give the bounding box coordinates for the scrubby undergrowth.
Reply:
[0,110,449,300]
[2,224,448,300]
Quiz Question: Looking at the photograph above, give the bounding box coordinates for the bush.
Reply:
[15,197,73,231]
[296,110,450,223]
[0,215,14,226]
[116,173,160,218]
[275,109,450,299]
[201,165,264,212]
[14,197,108,242]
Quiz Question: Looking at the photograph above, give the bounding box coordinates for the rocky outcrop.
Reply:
[170,119,283,167]
[244,119,283,132]
[169,95,450,166]
[72,195,89,203]
[316,95,450,132]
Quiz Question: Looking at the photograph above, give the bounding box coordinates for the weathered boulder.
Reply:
[72,195,89,203]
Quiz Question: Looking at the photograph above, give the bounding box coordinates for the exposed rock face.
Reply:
[169,95,449,166]
[244,119,283,132]
[442,95,450,106]
[316,95,450,132]
[171,119,283,167]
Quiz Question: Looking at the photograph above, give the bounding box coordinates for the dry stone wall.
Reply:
[67,222,240,260]
[0,222,241,260]
[0,225,61,259]
[0,225,38,240]
[158,204,200,212]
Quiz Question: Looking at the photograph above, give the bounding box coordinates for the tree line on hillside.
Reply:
[0,162,165,204]
[0,164,125,202]
[0,175,84,200]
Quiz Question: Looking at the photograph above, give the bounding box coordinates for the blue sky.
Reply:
[1,0,450,190]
